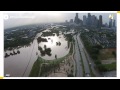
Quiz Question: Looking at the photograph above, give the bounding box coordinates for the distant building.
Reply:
[91,15,96,27]
[74,13,83,26]
[94,16,98,27]
[65,20,68,23]
[70,19,73,23]
[87,13,92,26]
[109,18,112,28]
[109,14,114,28]
[105,23,109,27]
[83,15,87,26]
[99,15,103,28]
[74,13,79,24]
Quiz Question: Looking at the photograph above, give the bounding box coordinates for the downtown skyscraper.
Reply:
[74,13,83,26]
[74,13,79,24]
[83,15,87,26]
[99,15,103,28]
[87,13,92,26]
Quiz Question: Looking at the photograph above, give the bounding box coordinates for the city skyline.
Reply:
[4,13,116,29]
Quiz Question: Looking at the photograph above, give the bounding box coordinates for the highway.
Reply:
[78,33,101,77]
[73,35,83,77]
[76,33,91,76]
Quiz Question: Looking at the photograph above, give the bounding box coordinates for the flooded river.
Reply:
[4,29,70,77]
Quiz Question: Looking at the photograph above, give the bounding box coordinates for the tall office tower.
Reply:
[74,13,79,24]
[91,15,96,27]
[109,14,113,28]
[99,15,103,28]
[87,13,92,26]
[109,18,112,28]
[97,19,99,28]
[94,16,98,27]
[83,15,87,26]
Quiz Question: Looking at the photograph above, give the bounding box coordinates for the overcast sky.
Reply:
[4,13,117,29]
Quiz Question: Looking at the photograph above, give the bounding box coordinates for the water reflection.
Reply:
[37,37,48,44]
[38,45,52,56]
[5,50,20,58]
[56,42,61,46]
[5,43,32,51]
[37,29,70,60]
[4,43,32,58]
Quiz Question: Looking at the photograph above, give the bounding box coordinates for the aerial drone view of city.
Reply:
[4,12,116,77]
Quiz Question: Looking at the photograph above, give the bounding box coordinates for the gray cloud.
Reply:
[4,13,117,29]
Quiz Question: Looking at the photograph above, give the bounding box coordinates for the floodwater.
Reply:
[4,29,70,77]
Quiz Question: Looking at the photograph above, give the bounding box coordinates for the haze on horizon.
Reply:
[4,13,117,29]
